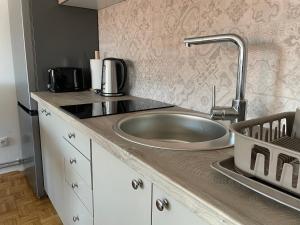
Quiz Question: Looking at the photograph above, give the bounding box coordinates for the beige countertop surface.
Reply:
[31,91,300,225]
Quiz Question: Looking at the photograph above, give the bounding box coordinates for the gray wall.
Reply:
[32,0,99,91]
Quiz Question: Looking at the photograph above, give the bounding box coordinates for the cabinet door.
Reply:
[93,141,151,225]
[38,105,66,222]
[38,106,50,194]
[152,185,209,225]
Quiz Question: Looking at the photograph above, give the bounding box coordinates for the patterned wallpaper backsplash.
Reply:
[99,0,300,118]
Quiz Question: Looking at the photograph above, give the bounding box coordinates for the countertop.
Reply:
[31,91,300,225]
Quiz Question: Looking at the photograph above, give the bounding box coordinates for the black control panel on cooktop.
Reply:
[60,99,174,119]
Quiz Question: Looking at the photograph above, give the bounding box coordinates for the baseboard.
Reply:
[0,164,24,175]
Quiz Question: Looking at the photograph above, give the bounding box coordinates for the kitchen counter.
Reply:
[31,91,300,225]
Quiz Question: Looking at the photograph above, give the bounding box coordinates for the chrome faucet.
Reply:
[184,34,248,122]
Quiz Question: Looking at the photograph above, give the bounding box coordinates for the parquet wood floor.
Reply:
[0,171,62,225]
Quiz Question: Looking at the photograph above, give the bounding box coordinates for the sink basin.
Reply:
[113,111,234,151]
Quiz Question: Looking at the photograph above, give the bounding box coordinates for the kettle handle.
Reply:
[116,59,127,90]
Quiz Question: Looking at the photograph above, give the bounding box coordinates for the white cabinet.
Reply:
[63,137,93,215]
[39,104,93,225]
[62,133,93,225]
[39,103,220,225]
[38,105,66,221]
[92,141,211,225]
[152,185,209,225]
[58,0,125,10]
[38,106,50,193]
[93,141,152,225]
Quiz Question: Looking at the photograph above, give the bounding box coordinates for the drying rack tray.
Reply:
[230,111,300,196]
[211,157,300,212]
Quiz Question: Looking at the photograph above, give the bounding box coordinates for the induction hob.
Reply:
[60,99,174,119]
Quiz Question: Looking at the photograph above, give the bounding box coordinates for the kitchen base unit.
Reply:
[38,104,92,225]
[92,141,211,225]
[32,91,300,225]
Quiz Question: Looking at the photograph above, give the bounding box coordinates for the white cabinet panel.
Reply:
[39,104,93,225]
[152,185,209,225]
[59,0,125,10]
[38,106,50,194]
[65,163,93,213]
[64,184,93,225]
[63,139,92,187]
[93,141,151,225]
[63,124,91,160]
[38,105,66,223]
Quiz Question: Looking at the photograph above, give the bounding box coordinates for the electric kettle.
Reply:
[100,58,127,97]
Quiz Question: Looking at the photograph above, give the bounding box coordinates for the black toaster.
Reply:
[47,67,86,92]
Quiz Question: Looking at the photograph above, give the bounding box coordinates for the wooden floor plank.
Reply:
[0,172,62,225]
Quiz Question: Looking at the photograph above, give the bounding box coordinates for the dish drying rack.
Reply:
[230,112,300,196]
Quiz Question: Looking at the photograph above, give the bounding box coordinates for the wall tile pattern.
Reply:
[99,0,300,118]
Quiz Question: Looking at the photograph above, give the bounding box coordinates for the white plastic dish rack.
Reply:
[230,112,300,196]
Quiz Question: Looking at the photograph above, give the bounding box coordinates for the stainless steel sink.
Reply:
[113,111,234,151]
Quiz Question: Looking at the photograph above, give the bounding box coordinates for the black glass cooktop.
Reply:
[60,99,174,119]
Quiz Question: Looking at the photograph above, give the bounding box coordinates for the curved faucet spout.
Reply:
[184,34,248,121]
[184,34,247,101]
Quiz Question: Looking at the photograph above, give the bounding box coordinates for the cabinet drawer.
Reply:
[63,140,92,187]
[64,184,93,225]
[65,164,93,213]
[63,124,90,159]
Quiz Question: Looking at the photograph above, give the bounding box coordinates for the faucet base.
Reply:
[210,99,247,122]
[232,99,247,122]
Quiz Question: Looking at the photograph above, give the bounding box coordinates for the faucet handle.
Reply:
[212,85,216,108]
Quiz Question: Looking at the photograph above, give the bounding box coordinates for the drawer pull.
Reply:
[131,179,143,190]
[72,216,80,222]
[71,183,78,189]
[68,132,76,139]
[156,199,169,211]
[69,158,77,164]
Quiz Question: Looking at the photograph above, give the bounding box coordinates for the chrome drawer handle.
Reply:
[156,199,169,211]
[71,183,78,189]
[73,216,79,222]
[69,158,77,164]
[131,179,143,190]
[68,132,76,139]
